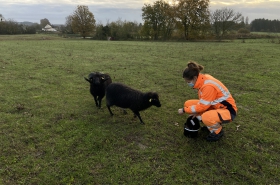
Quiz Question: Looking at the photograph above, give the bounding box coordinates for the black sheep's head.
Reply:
[147,92,161,107]
[84,72,109,85]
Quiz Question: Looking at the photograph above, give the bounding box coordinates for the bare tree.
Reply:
[245,16,249,25]
[64,15,74,34]
[211,7,242,38]
[3,19,21,34]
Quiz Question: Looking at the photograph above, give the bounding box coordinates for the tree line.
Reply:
[0,14,38,34]
[0,14,53,34]
[251,18,280,32]
[1,0,280,40]
[64,1,247,40]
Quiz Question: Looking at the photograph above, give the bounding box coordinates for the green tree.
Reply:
[23,24,37,34]
[174,0,210,40]
[0,19,22,34]
[160,1,176,40]
[250,18,280,32]
[141,0,173,40]
[71,5,96,38]
[140,21,152,39]
[109,20,120,39]
[117,20,140,40]
[95,22,110,40]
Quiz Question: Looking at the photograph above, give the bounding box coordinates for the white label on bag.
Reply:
[190,120,195,126]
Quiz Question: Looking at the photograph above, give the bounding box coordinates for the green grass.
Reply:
[0,34,279,184]
[251,31,280,36]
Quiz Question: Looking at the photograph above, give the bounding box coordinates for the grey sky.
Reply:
[0,0,279,24]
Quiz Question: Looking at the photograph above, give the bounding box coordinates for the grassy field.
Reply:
[0,34,279,184]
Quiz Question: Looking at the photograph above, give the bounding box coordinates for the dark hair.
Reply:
[183,61,204,80]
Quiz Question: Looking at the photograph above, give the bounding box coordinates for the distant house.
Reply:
[42,24,57,32]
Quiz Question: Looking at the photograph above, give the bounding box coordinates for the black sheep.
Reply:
[105,82,161,124]
[84,72,112,108]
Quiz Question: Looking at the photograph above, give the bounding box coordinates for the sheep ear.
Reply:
[149,98,152,102]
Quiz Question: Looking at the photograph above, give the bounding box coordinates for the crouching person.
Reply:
[178,61,238,142]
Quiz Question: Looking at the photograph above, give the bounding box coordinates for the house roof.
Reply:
[42,24,57,31]
[44,24,52,29]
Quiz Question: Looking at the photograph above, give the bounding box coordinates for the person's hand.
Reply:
[178,108,184,114]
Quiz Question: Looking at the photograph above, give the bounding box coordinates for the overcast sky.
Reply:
[0,0,279,25]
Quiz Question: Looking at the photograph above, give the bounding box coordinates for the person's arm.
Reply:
[183,86,216,114]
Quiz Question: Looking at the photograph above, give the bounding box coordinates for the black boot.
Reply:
[201,126,209,132]
[206,129,224,142]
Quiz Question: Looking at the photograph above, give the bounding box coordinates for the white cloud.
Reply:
[209,0,280,22]
[0,0,147,8]
[210,0,280,8]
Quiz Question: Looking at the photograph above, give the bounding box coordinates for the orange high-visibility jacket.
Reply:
[183,73,237,116]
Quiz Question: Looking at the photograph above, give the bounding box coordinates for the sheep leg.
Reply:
[93,96,98,107]
[133,111,145,124]
[97,96,102,108]
[107,106,114,116]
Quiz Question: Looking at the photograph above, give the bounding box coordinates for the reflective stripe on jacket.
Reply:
[184,74,238,115]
